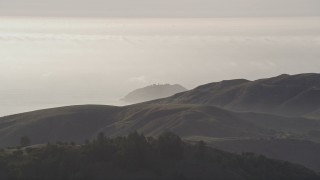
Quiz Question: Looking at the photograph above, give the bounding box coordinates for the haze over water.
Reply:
[1,17,320,116]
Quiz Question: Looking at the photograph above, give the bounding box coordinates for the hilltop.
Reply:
[122,84,187,104]
[154,73,320,118]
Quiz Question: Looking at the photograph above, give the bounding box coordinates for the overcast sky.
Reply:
[0,1,319,116]
[1,17,320,116]
[0,0,320,17]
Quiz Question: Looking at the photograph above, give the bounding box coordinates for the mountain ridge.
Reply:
[1,103,320,171]
[152,73,320,117]
[1,73,320,171]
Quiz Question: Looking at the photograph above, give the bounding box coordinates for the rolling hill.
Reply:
[1,133,319,180]
[1,103,320,171]
[153,73,320,118]
[0,104,274,148]
[1,73,320,171]
[2,103,320,148]
[204,138,320,173]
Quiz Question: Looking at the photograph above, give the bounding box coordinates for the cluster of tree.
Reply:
[0,132,319,180]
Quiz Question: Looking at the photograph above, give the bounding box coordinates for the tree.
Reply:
[117,131,149,170]
[157,132,184,160]
[20,136,31,147]
[97,132,106,144]
[195,140,207,160]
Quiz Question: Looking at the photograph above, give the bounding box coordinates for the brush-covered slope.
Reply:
[155,73,320,117]
[1,104,320,171]
[0,104,274,148]
[2,133,319,180]
[203,138,320,172]
[1,104,320,148]
[122,84,187,104]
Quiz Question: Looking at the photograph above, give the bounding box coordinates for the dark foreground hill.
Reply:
[186,138,320,173]
[1,73,320,171]
[2,104,320,148]
[1,104,320,171]
[122,84,187,104]
[154,73,320,118]
[0,132,319,180]
[0,104,267,148]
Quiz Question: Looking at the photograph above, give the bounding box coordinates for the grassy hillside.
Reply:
[0,104,281,147]
[154,73,320,117]
[1,104,320,172]
[237,112,320,142]
[186,137,320,172]
[0,105,121,147]
[0,132,319,180]
[2,73,320,172]
[2,103,320,148]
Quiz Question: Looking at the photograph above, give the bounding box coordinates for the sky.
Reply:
[0,0,320,17]
[0,1,319,116]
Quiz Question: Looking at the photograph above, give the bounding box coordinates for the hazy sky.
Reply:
[0,17,320,116]
[0,1,320,116]
[0,0,320,17]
